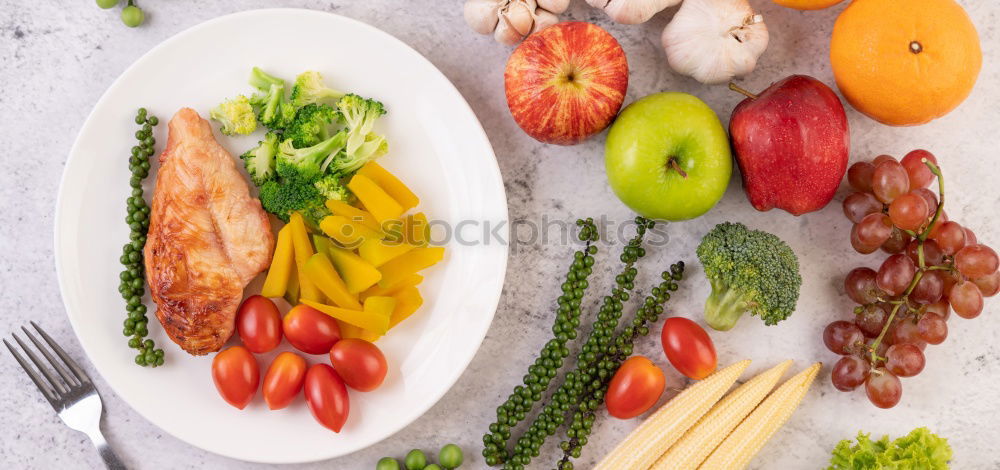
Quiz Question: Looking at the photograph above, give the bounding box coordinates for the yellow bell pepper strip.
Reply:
[302,252,362,310]
[339,321,383,343]
[326,246,382,293]
[364,296,396,318]
[302,299,390,334]
[325,199,383,233]
[347,174,404,224]
[360,273,423,300]
[261,225,295,298]
[288,212,323,303]
[402,212,430,246]
[284,263,300,305]
[378,246,445,288]
[358,161,419,211]
[320,215,383,247]
[358,237,416,267]
[389,286,424,329]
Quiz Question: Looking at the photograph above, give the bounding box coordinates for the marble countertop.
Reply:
[2,1,999,468]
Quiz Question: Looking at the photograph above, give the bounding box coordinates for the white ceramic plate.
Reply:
[54,9,508,464]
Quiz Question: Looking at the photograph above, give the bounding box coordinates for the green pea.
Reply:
[438,444,463,468]
[376,457,401,470]
[404,449,427,470]
[121,5,144,27]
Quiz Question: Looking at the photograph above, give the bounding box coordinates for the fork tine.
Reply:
[31,321,89,384]
[4,339,56,401]
[12,333,67,395]
[22,326,79,387]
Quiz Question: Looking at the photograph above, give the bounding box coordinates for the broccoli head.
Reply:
[696,222,801,331]
[209,95,257,136]
[337,94,387,155]
[276,132,347,183]
[249,66,284,91]
[251,83,296,132]
[239,132,279,186]
[290,71,345,107]
[257,179,330,225]
[313,174,351,202]
[285,103,340,148]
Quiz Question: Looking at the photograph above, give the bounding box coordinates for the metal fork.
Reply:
[4,322,125,470]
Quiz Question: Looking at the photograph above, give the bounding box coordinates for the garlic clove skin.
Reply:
[603,0,681,24]
[531,8,560,34]
[503,0,537,37]
[537,0,571,14]
[494,13,526,45]
[464,0,502,35]
[661,0,769,84]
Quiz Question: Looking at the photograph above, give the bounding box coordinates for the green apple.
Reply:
[605,92,732,221]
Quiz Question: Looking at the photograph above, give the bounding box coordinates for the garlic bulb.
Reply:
[464,0,569,45]
[661,0,769,84]
[586,0,680,24]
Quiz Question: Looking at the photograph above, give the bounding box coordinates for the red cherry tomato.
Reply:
[211,346,259,409]
[283,304,341,354]
[605,356,665,419]
[329,339,388,392]
[304,364,350,432]
[262,351,307,410]
[237,295,282,353]
[660,317,717,379]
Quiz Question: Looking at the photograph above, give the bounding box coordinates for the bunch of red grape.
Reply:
[824,149,1000,409]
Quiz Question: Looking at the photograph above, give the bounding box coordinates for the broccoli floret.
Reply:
[252,83,296,132]
[290,71,345,107]
[249,66,284,91]
[313,174,351,201]
[337,93,387,156]
[324,133,388,176]
[239,132,279,186]
[285,103,340,148]
[209,95,257,136]
[257,179,329,224]
[276,132,347,183]
[696,222,802,331]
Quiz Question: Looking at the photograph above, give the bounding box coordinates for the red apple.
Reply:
[729,75,849,215]
[504,22,628,145]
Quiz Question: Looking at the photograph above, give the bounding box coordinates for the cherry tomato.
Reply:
[262,351,307,410]
[283,304,341,354]
[237,295,282,353]
[605,356,665,419]
[211,346,259,409]
[304,364,350,432]
[660,317,717,379]
[329,339,388,392]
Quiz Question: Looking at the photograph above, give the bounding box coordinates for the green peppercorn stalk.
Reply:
[485,218,655,469]
[482,218,600,466]
[556,262,685,469]
[118,107,164,367]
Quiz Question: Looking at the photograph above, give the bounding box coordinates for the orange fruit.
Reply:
[830,0,981,126]
[773,0,845,10]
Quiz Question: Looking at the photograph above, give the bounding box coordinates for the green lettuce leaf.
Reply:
[827,427,951,470]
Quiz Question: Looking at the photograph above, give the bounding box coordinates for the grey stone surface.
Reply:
[2,1,999,468]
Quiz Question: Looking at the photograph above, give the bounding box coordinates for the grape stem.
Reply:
[868,159,945,366]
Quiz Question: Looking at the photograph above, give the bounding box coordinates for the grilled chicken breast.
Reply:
[144,108,273,355]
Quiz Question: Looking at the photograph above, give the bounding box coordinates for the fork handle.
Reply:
[87,428,127,470]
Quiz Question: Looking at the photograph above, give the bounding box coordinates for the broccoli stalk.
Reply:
[251,83,296,132]
[290,71,345,107]
[249,66,284,91]
[696,222,802,331]
[239,132,279,185]
[276,132,347,183]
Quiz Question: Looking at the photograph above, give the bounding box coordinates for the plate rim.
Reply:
[53,7,509,464]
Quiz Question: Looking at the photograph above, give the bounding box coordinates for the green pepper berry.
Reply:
[376,457,401,470]
[404,449,427,470]
[121,5,144,27]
